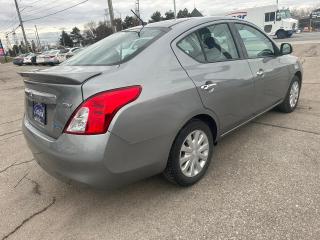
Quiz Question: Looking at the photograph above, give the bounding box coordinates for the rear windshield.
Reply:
[63,27,167,66]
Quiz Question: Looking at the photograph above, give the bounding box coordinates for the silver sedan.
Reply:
[21,17,303,189]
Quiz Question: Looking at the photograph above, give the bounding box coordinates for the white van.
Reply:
[227,5,298,39]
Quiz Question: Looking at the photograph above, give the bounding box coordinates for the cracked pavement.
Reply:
[0,37,320,240]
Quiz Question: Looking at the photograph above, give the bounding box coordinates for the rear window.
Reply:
[63,27,166,66]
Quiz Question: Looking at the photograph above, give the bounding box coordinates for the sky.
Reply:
[0,0,319,48]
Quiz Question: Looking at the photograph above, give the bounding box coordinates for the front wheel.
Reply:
[163,119,214,186]
[277,76,301,113]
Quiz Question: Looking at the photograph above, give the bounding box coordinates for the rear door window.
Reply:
[197,24,239,62]
[177,32,206,62]
[177,23,239,63]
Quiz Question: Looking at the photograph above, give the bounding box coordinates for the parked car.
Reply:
[36,50,60,65]
[23,53,37,65]
[56,48,70,63]
[13,54,28,66]
[65,47,83,60]
[21,17,302,189]
[58,47,80,62]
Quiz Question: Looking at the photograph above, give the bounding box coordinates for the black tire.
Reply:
[277,76,301,113]
[163,119,214,186]
[277,30,287,39]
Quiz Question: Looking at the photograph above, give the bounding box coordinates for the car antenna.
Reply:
[130,9,145,37]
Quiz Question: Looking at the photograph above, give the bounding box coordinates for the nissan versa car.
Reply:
[21,17,302,189]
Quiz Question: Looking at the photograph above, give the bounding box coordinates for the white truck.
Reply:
[227,5,298,39]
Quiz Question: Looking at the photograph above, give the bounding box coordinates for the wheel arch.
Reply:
[294,71,302,83]
[276,29,287,38]
[191,114,218,143]
[176,113,219,144]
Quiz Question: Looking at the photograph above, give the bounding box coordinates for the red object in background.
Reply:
[0,40,4,56]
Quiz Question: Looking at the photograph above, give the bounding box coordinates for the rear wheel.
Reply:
[163,119,214,186]
[277,76,301,113]
[277,30,287,39]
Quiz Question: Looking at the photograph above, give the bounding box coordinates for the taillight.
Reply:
[64,86,142,135]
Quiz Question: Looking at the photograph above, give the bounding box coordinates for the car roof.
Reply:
[145,16,236,28]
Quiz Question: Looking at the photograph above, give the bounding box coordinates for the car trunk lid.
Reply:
[21,66,112,139]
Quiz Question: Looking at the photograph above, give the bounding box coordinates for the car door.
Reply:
[234,23,290,114]
[172,22,255,134]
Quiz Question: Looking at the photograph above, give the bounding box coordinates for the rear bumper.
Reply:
[22,116,167,189]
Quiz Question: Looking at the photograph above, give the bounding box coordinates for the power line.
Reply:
[0,3,18,31]
[23,0,89,22]
[21,0,66,15]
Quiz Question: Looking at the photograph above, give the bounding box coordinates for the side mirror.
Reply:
[280,43,293,55]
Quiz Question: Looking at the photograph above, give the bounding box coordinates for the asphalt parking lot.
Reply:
[0,35,320,239]
[274,32,320,44]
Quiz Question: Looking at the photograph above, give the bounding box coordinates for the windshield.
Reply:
[63,27,166,66]
[278,9,291,19]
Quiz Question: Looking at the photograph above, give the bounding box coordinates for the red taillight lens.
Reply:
[64,86,142,135]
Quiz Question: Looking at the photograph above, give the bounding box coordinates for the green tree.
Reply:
[70,27,83,46]
[164,10,175,20]
[150,11,163,22]
[19,41,27,53]
[31,40,36,52]
[60,30,73,47]
[177,8,191,18]
[123,16,139,29]
[114,18,123,31]
[83,21,97,45]
[95,21,113,41]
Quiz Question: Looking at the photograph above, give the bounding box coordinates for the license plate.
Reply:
[33,102,46,125]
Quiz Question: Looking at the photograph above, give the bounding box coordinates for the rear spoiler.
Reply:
[19,70,102,85]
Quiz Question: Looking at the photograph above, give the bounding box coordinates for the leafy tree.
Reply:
[114,18,123,31]
[123,16,139,29]
[164,10,175,20]
[12,45,19,55]
[60,30,73,47]
[19,41,27,53]
[83,21,97,45]
[177,8,191,18]
[150,11,163,22]
[95,21,113,41]
[31,40,37,52]
[70,27,83,46]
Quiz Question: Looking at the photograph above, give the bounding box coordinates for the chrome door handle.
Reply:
[256,69,265,77]
[200,82,217,93]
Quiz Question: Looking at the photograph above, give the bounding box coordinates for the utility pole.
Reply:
[107,0,116,32]
[135,0,140,18]
[34,25,41,50]
[14,0,29,51]
[173,0,177,19]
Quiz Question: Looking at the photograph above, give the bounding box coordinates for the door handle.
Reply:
[256,69,265,77]
[200,82,217,93]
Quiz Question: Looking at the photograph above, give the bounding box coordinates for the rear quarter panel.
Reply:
[82,35,213,144]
